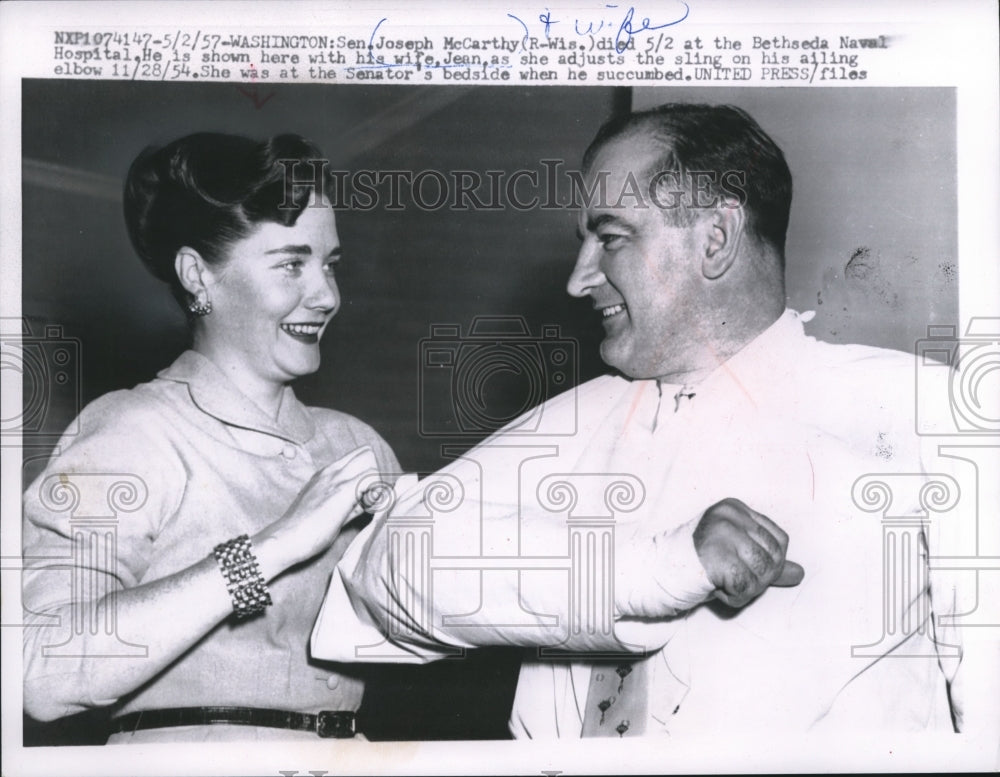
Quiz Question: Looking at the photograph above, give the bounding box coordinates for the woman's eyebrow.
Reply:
[265,244,312,255]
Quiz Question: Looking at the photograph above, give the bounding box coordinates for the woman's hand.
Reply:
[254,446,380,579]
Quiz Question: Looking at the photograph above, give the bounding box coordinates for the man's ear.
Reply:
[174,247,210,299]
[702,206,745,280]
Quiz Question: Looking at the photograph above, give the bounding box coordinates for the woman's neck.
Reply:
[191,338,285,421]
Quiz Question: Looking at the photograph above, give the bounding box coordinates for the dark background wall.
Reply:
[20,82,955,743]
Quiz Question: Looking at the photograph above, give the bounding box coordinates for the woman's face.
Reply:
[201,198,341,386]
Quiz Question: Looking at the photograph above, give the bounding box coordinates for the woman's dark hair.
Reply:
[123,132,332,311]
[583,103,793,256]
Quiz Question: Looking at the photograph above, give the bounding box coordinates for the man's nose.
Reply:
[566,241,605,298]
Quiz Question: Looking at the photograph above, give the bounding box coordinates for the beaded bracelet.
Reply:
[212,534,272,619]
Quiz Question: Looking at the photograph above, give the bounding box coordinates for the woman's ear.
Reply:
[702,206,745,280]
[175,247,209,299]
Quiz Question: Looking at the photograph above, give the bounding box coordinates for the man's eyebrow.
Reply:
[585,213,636,234]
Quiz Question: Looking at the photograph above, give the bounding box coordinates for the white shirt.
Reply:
[313,310,998,739]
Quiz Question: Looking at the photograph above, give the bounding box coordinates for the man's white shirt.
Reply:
[313,310,998,738]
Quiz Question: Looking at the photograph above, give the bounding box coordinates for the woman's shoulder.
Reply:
[44,373,200,474]
[26,378,189,512]
[74,377,185,434]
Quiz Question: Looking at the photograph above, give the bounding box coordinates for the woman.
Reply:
[22,132,399,743]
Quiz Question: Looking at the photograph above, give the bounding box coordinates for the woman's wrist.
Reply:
[249,530,293,582]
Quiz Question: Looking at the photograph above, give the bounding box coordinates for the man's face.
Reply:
[568,135,707,382]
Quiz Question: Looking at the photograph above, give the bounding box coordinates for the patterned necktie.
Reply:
[580,656,651,737]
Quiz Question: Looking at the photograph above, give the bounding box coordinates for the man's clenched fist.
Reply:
[693,498,805,608]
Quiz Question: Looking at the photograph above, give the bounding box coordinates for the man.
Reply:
[313,104,995,738]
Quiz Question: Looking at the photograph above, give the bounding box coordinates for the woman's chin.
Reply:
[279,354,322,381]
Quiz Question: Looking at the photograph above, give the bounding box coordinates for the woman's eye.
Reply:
[324,260,339,276]
[279,260,304,274]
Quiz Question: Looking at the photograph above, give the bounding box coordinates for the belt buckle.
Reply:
[316,710,355,738]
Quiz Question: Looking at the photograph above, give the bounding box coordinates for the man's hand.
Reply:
[693,498,805,608]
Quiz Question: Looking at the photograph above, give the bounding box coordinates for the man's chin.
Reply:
[600,340,664,381]
[599,339,636,377]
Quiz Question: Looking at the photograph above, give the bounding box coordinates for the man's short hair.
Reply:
[583,103,793,255]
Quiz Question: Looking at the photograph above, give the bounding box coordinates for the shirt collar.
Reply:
[157,350,316,444]
[653,309,812,416]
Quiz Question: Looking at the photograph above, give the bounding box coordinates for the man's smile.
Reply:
[600,303,627,320]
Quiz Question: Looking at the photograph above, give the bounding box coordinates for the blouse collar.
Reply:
[157,350,316,444]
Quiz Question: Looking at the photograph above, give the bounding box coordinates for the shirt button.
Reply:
[281,445,297,459]
[326,675,340,690]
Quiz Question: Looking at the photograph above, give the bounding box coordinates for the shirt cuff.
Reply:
[311,474,458,664]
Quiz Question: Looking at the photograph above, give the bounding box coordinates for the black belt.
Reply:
[109,707,356,738]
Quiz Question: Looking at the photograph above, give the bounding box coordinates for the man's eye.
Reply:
[599,234,625,250]
[324,260,339,276]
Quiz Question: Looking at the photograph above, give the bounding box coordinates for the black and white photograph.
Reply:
[2,2,998,775]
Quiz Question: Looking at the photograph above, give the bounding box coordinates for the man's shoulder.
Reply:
[488,373,632,441]
[793,336,917,400]
[781,336,923,454]
[535,373,633,424]
[801,336,916,377]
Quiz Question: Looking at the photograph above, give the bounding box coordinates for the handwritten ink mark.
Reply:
[236,83,275,109]
[368,17,387,49]
[538,8,560,38]
[616,2,690,53]
[507,13,529,49]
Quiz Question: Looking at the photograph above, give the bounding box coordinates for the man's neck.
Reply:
[655,302,785,386]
